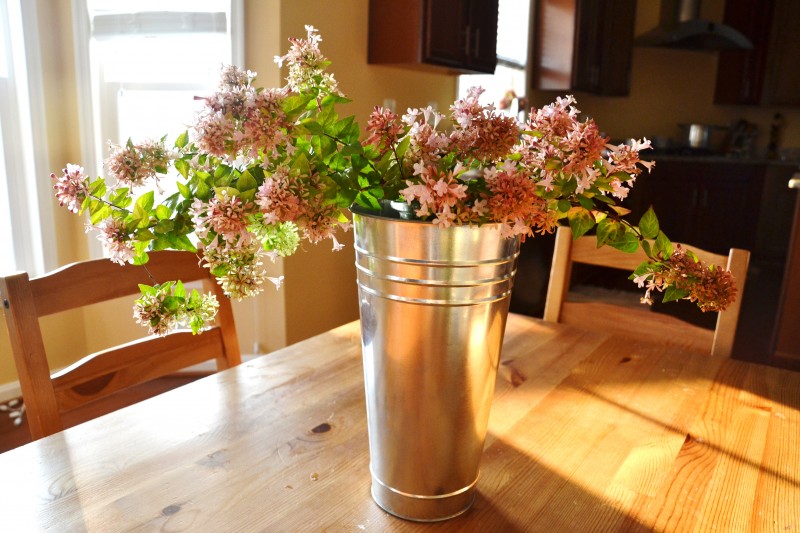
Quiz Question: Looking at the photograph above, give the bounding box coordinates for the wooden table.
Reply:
[1,314,798,531]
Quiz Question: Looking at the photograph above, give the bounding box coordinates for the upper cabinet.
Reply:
[715,0,800,106]
[533,0,636,97]
[368,0,498,74]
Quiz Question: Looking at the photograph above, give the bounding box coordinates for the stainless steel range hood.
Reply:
[635,0,753,51]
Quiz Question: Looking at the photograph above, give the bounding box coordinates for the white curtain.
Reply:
[0,0,53,276]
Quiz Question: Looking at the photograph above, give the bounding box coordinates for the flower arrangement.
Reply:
[51,26,736,335]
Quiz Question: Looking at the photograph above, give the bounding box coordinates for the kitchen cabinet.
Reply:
[533,0,636,96]
[368,0,498,74]
[715,0,800,106]
[628,160,766,255]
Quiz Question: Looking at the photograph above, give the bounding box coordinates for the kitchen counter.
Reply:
[643,152,800,167]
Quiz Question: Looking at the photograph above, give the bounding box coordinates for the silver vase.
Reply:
[353,211,520,522]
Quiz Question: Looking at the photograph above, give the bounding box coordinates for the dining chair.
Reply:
[543,226,750,357]
[0,251,242,440]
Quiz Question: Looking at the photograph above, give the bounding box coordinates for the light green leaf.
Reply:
[596,217,620,247]
[567,207,595,239]
[662,285,690,303]
[655,231,673,257]
[639,206,659,240]
[608,228,640,253]
[174,131,189,149]
[236,171,258,192]
[155,205,172,220]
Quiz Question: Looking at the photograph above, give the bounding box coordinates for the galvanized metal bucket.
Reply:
[353,211,521,522]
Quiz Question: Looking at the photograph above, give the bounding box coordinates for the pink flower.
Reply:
[255,167,305,224]
[274,25,341,95]
[94,218,135,265]
[105,139,171,188]
[449,88,520,163]
[191,192,254,248]
[193,67,290,163]
[401,166,471,225]
[483,166,554,239]
[363,106,403,153]
[606,139,655,177]
[51,164,88,213]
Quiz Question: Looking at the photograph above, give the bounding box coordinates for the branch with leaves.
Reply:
[50,27,737,337]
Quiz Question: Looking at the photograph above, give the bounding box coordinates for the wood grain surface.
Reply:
[0,314,797,532]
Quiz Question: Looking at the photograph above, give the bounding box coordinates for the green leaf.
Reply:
[213,186,240,199]
[641,239,652,258]
[132,250,150,266]
[169,233,197,252]
[607,228,640,253]
[177,181,192,199]
[639,206,660,240]
[135,191,155,213]
[162,295,182,312]
[155,205,172,220]
[174,158,190,179]
[174,280,186,299]
[596,217,620,247]
[354,191,382,211]
[662,285,690,303]
[175,131,189,149]
[89,205,112,225]
[557,199,571,213]
[655,231,673,257]
[577,195,594,211]
[281,94,314,117]
[138,284,157,296]
[236,171,258,192]
[567,207,595,239]
[210,263,229,277]
[300,118,325,135]
[395,136,411,161]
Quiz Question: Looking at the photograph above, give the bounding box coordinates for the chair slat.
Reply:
[1,251,242,440]
[543,226,750,358]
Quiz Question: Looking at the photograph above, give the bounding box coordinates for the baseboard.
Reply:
[0,381,21,403]
[0,354,261,403]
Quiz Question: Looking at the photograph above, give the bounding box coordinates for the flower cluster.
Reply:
[633,244,737,312]
[50,27,739,336]
[361,87,650,239]
[133,282,219,336]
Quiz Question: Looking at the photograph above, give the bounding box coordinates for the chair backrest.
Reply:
[543,226,750,357]
[0,251,241,440]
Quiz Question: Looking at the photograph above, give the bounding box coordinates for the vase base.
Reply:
[370,476,476,522]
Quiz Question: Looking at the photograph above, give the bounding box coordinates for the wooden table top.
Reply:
[1,314,798,532]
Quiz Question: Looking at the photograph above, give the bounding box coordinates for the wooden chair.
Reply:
[543,226,750,357]
[0,251,241,440]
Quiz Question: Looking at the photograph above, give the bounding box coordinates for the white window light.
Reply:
[457,0,531,117]
[72,0,243,256]
[0,0,54,276]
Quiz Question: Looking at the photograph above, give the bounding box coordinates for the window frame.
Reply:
[71,0,243,258]
[0,0,56,276]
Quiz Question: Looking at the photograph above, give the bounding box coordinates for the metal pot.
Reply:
[678,123,729,150]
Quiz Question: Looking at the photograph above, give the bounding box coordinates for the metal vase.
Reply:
[353,211,520,522]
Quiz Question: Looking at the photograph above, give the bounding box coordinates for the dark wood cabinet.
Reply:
[629,160,765,255]
[368,0,498,74]
[715,0,800,106]
[533,0,636,96]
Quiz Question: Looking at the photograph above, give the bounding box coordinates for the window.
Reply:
[457,0,531,119]
[0,0,53,275]
[73,0,242,206]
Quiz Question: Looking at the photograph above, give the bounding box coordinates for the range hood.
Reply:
[635,0,753,51]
